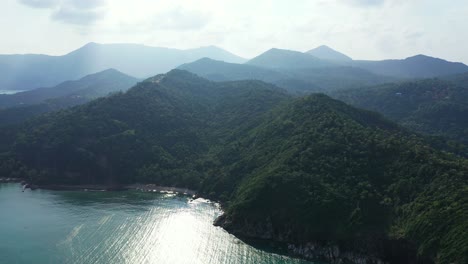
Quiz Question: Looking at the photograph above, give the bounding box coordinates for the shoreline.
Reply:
[0,177,22,183]
[3,179,198,196]
[126,183,197,196]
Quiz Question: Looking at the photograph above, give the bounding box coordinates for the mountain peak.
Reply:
[404,54,468,66]
[186,46,246,64]
[246,48,334,69]
[78,42,102,50]
[79,68,138,83]
[84,42,100,47]
[404,54,438,61]
[306,45,352,61]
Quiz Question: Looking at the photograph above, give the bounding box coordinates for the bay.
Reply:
[0,183,315,264]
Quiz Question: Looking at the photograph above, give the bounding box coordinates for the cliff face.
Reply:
[214,214,432,264]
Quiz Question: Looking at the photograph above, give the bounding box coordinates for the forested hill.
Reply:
[246,48,334,69]
[350,55,468,79]
[0,69,138,109]
[179,58,393,93]
[0,69,139,126]
[333,78,468,145]
[0,70,291,185]
[213,93,467,264]
[0,70,466,264]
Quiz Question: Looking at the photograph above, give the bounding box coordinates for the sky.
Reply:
[1,0,467,63]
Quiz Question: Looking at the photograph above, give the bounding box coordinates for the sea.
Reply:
[0,183,316,264]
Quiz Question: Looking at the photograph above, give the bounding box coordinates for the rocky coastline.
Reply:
[3,177,430,264]
[214,214,430,264]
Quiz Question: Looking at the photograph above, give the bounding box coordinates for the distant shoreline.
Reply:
[127,184,197,196]
[0,89,25,95]
[0,179,197,196]
[0,177,22,183]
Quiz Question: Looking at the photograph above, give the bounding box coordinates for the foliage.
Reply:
[334,78,468,146]
[179,58,393,94]
[0,69,138,126]
[0,70,466,263]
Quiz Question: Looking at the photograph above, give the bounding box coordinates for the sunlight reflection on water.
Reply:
[0,184,314,264]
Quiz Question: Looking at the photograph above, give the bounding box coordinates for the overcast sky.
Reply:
[1,0,467,63]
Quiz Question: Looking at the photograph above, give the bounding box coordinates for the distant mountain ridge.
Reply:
[0,42,245,91]
[246,46,468,79]
[179,57,395,93]
[0,69,139,125]
[246,48,334,69]
[306,45,353,61]
[350,54,468,78]
[2,43,468,92]
[333,78,468,144]
[0,68,138,109]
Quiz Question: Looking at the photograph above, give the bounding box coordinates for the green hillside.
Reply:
[0,69,138,126]
[179,58,393,93]
[333,79,468,144]
[0,70,466,264]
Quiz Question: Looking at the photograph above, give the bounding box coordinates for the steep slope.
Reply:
[214,95,467,264]
[0,42,245,91]
[333,79,468,144]
[306,45,352,61]
[0,98,86,126]
[351,55,468,78]
[246,48,335,69]
[0,69,138,109]
[0,70,466,264]
[0,70,289,185]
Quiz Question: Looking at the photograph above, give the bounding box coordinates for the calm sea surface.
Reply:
[0,183,315,264]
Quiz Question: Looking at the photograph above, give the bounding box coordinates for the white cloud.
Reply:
[19,0,59,8]
[51,6,106,25]
[19,0,107,25]
[153,8,211,31]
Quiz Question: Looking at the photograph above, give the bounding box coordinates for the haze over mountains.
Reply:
[204,46,468,79]
[179,57,394,93]
[1,43,467,92]
[0,42,245,91]
[0,69,138,125]
[306,45,353,61]
[0,69,138,109]
[1,43,467,146]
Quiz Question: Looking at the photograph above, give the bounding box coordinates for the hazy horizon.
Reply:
[1,0,467,64]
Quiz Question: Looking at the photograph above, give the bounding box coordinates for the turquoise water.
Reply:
[0,183,314,264]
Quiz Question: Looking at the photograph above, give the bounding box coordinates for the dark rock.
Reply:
[214,215,432,264]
